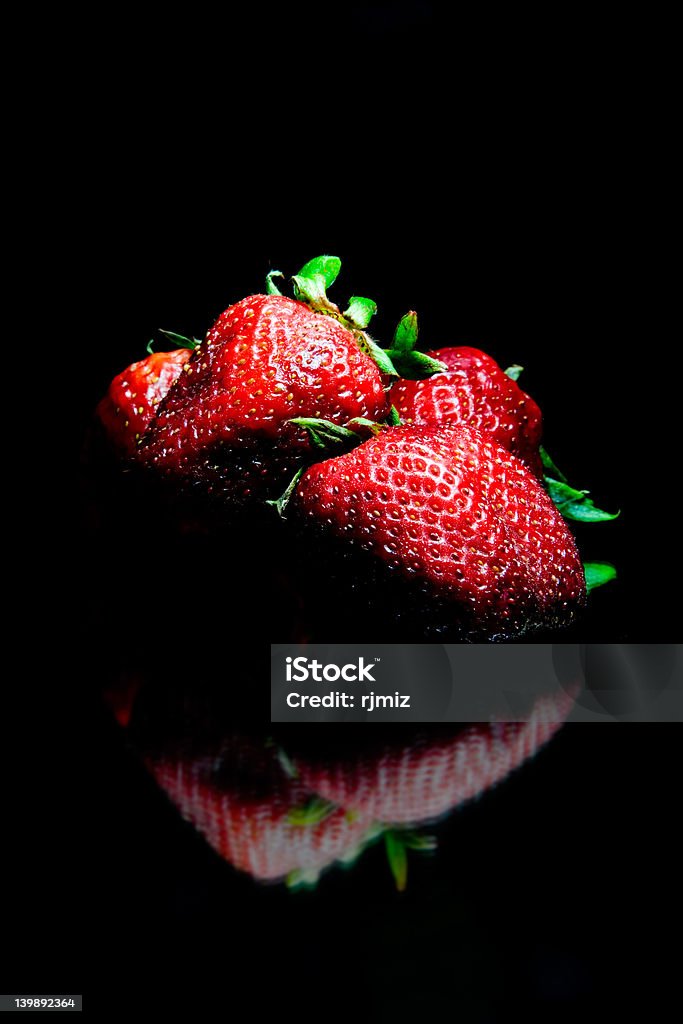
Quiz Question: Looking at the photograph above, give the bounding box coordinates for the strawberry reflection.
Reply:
[116,680,577,890]
[147,736,377,888]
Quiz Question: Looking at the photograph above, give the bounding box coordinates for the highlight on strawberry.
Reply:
[94,254,619,639]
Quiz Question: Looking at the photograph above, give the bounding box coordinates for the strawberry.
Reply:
[137,258,449,505]
[96,348,191,457]
[115,668,576,890]
[390,345,543,476]
[128,679,575,888]
[292,687,577,826]
[142,734,376,886]
[139,268,396,503]
[291,424,586,639]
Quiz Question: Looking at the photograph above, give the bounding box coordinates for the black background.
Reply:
[15,4,680,1019]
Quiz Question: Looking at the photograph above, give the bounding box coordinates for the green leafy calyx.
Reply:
[287,796,337,827]
[288,418,365,452]
[541,447,619,523]
[546,478,620,523]
[265,257,443,382]
[343,296,378,329]
[265,467,305,519]
[146,329,201,355]
[505,364,524,381]
[583,562,617,593]
[383,311,447,379]
[384,829,437,892]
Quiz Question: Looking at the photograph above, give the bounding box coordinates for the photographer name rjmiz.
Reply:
[284,656,411,712]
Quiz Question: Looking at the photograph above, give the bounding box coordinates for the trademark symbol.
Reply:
[374,657,381,662]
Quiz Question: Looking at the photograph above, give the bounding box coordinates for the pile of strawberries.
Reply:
[96,256,616,640]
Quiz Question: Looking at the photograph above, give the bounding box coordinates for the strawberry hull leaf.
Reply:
[288,417,364,451]
[584,561,617,592]
[539,445,567,483]
[383,829,437,892]
[343,296,377,329]
[274,745,299,780]
[292,256,343,313]
[385,349,447,379]
[159,329,200,350]
[286,796,337,827]
[385,311,446,378]
[292,272,332,309]
[147,329,200,354]
[546,478,619,522]
[396,829,437,852]
[358,334,399,377]
[384,832,408,892]
[265,269,285,295]
[266,467,305,519]
[540,447,618,521]
[346,417,383,435]
[505,364,524,381]
[296,255,342,289]
[393,311,419,354]
[285,868,322,891]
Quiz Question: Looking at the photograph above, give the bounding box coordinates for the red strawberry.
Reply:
[430,345,501,375]
[131,686,576,888]
[293,687,577,826]
[390,346,543,476]
[142,735,376,886]
[139,294,391,504]
[96,348,191,457]
[292,424,586,639]
[118,670,576,889]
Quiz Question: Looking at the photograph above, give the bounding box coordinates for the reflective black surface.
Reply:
[60,703,680,1018]
[114,673,576,885]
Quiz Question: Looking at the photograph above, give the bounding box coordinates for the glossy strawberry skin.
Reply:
[96,349,191,457]
[390,346,543,476]
[293,424,586,639]
[139,294,390,504]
